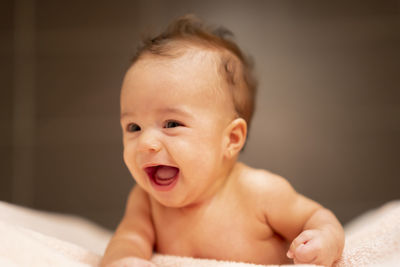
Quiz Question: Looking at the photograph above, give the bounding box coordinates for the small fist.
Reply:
[287,229,335,266]
[105,257,157,267]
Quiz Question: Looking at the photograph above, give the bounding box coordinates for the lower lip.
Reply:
[149,172,179,192]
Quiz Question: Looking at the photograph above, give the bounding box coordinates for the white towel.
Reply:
[0,201,399,267]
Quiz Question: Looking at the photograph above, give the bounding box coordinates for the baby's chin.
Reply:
[150,194,191,209]
[147,186,199,209]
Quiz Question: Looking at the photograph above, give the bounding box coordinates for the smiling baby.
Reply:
[101,15,344,267]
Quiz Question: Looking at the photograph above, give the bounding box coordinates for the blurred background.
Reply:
[1,0,399,230]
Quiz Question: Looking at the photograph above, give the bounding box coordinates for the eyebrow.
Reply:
[120,112,133,120]
[157,107,194,118]
[120,107,193,120]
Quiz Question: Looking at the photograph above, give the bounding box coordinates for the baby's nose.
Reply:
[137,130,162,153]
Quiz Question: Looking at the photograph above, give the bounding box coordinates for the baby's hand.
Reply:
[104,257,157,267]
[287,229,336,266]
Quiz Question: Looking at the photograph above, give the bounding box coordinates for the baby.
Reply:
[101,15,344,267]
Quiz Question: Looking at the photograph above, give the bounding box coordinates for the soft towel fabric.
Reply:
[151,254,318,267]
[0,201,111,254]
[0,221,99,267]
[0,220,316,267]
[0,200,399,267]
[335,201,400,267]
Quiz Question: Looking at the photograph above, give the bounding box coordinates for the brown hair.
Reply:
[131,14,258,132]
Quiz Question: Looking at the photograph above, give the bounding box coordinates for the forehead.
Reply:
[121,50,234,112]
[129,48,221,89]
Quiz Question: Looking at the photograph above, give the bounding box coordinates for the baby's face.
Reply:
[120,50,236,207]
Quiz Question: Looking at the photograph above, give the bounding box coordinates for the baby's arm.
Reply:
[101,186,156,267]
[264,176,344,266]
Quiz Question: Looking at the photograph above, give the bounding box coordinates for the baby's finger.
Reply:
[293,239,320,264]
[295,230,315,246]
[288,230,314,256]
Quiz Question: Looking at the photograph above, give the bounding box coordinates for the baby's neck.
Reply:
[176,161,243,215]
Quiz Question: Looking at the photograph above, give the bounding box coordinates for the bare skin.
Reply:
[101,49,344,267]
[103,162,344,266]
[152,162,291,264]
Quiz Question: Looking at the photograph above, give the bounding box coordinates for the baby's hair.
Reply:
[132,14,258,132]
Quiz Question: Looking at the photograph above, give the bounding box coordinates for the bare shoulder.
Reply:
[235,162,295,202]
[233,162,299,229]
[234,163,321,240]
[124,185,151,219]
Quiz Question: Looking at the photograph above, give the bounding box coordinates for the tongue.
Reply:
[155,166,178,183]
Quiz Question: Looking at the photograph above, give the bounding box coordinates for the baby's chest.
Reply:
[155,213,254,253]
[152,207,287,264]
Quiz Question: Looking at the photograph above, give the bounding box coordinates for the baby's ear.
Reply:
[223,118,247,159]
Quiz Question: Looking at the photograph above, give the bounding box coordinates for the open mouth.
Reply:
[145,165,180,187]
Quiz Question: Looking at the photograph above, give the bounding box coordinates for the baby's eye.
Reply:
[126,123,141,132]
[164,120,183,129]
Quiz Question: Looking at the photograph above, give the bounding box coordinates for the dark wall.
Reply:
[0,0,14,203]
[2,0,399,229]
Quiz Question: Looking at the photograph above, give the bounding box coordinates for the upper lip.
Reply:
[141,162,178,170]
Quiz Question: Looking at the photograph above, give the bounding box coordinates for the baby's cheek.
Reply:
[191,147,217,168]
[122,148,133,167]
[123,146,139,176]
[171,135,221,174]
